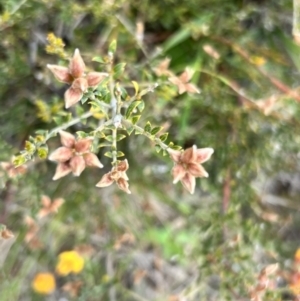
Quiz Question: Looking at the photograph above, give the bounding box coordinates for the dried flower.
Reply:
[203,44,220,60]
[32,272,56,295]
[37,195,64,219]
[96,159,131,194]
[47,49,108,108]
[62,280,83,297]
[168,68,200,94]
[114,232,135,250]
[0,226,14,239]
[0,161,27,178]
[168,145,214,194]
[24,216,43,249]
[49,131,103,180]
[153,58,173,77]
[256,95,277,116]
[56,250,85,276]
[290,272,300,296]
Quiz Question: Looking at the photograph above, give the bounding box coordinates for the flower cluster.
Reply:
[168,145,214,194]
[44,47,213,195]
[47,49,107,108]
[32,250,85,295]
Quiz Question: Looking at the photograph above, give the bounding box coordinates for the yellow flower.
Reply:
[32,272,56,295]
[56,250,84,276]
[250,55,266,66]
[295,248,300,263]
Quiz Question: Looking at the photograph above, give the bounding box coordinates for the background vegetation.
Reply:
[1,0,300,300]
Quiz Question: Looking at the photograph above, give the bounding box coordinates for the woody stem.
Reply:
[122,120,169,150]
[108,59,118,164]
[45,111,94,141]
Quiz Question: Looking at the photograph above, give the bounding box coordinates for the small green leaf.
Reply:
[98,143,111,148]
[81,95,89,104]
[116,151,125,157]
[53,116,63,125]
[104,135,113,142]
[131,115,141,124]
[144,121,152,133]
[126,125,134,135]
[116,134,126,141]
[35,130,48,136]
[76,131,89,139]
[135,128,143,135]
[113,63,126,79]
[151,126,163,135]
[93,131,106,138]
[108,40,117,54]
[76,105,85,116]
[159,133,168,142]
[46,131,57,139]
[120,86,128,99]
[104,151,113,158]
[132,81,139,96]
[92,56,105,64]
[126,101,142,119]
[137,100,145,113]
[155,145,161,153]
[171,145,182,150]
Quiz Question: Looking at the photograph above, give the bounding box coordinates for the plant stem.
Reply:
[122,120,169,150]
[108,58,118,163]
[294,0,300,41]
[45,111,94,141]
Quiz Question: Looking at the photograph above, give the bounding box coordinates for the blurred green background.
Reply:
[1,0,300,300]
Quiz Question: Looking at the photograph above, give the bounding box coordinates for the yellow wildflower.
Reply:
[295,248,300,263]
[56,250,84,276]
[250,55,266,66]
[32,272,56,295]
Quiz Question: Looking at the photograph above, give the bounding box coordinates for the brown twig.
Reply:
[212,37,300,102]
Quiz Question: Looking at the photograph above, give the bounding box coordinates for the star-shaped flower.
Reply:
[153,58,173,77]
[47,49,108,108]
[37,195,64,219]
[96,159,131,194]
[168,145,214,194]
[168,68,200,94]
[49,131,103,180]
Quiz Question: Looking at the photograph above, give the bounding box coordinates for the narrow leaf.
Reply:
[144,121,152,133]
[132,81,139,95]
[104,151,113,158]
[126,101,142,119]
[159,133,168,142]
[151,126,163,135]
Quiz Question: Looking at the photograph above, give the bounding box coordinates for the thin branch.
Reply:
[293,0,300,42]
[45,111,94,141]
[212,37,300,102]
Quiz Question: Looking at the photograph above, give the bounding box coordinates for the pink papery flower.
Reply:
[47,49,108,109]
[96,159,131,194]
[168,68,200,94]
[49,131,103,180]
[153,58,173,77]
[168,145,214,194]
[0,161,27,178]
